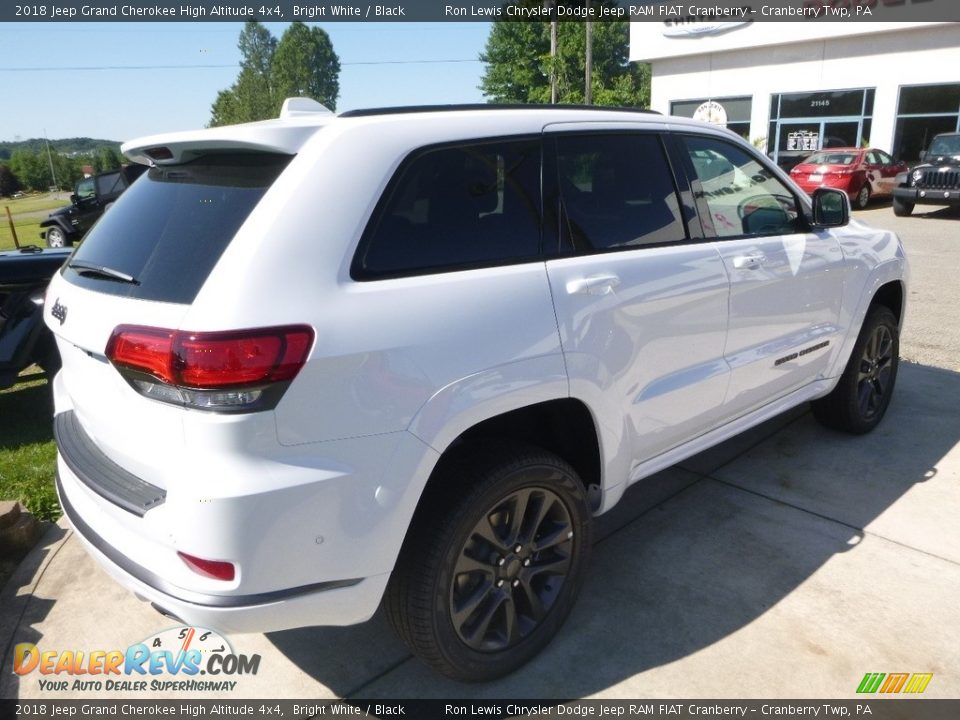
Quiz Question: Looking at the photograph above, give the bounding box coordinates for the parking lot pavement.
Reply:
[3,360,958,700]
[857,203,960,372]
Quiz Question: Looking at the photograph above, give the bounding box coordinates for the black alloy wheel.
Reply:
[813,305,899,434]
[450,486,574,653]
[384,443,591,682]
[855,322,895,422]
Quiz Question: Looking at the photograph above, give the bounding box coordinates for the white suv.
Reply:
[46,100,907,681]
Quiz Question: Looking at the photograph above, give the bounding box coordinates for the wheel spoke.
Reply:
[504,489,532,548]
[502,596,521,646]
[528,553,571,578]
[454,552,496,579]
[463,591,507,645]
[532,522,571,552]
[515,575,548,622]
[452,584,496,629]
[519,492,553,546]
[857,380,874,418]
[472,514,511,553]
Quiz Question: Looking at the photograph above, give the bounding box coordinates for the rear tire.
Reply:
[813,305,899,434]
[384,443,592,682]
[892,196,914,217]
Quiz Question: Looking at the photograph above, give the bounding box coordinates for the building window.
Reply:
[893,83,960,162]
[671,97,752,140]
[768,88,875,169]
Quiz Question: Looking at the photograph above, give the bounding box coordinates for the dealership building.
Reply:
[629,21,960,164]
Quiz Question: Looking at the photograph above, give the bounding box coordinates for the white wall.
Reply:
[645,24,960,152]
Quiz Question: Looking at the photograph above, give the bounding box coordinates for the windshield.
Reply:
[64,153,291,304]
[927,135,960,156]
[805,152,859,166]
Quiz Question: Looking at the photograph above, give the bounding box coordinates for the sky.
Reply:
[0,22,492,143]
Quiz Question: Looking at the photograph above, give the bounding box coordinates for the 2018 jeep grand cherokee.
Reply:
[45,100,908,681]
[893,132,960,216]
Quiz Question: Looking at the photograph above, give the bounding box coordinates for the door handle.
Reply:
[732,253,766,270]
[566,274,621,296]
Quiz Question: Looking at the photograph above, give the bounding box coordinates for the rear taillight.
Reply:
[105,324,314,412]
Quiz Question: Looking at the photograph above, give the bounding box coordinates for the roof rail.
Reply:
[338,104,660,118]
[280,98,333,119]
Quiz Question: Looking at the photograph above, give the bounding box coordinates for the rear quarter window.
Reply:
[353,138,542,279]
[63,153,291,304]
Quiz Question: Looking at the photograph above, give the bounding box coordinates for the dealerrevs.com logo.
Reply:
[13,627,260,693]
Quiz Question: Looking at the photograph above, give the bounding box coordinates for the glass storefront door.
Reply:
[774,118,864,169]
[770,89,875,169]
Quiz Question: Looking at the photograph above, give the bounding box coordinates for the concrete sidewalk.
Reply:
[3,362,958,700]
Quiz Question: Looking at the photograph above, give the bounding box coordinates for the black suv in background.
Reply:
[40,165,146,247]
[893,132,960,217]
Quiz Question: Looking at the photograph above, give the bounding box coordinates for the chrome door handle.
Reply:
[566,274,621,296]
[732,253,766,270]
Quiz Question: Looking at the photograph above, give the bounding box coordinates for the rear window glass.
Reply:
[805,152,859,165]
[63,153,291,304]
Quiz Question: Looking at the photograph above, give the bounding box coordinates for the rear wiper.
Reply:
[67,260,139,285]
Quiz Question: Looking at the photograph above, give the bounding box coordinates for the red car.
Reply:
[790,148,908,209]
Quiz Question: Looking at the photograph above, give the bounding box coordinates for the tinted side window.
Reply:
[554,133,685,252]
[356,139,541,278]
[682,135,800,239]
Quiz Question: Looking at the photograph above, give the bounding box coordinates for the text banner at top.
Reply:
[4,0,960,23]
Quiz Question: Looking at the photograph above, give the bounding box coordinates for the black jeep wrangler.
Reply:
[40,164,146,247]
[893,132,960,217]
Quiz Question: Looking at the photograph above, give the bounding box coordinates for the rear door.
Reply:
[542,125,731,468]
[672,133,844,417]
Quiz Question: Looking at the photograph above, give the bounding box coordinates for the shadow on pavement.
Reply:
[266,361,960,698]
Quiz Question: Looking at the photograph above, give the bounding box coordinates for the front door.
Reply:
[676,134,845,417]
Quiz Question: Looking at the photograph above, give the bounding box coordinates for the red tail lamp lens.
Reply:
[178,552,235,581]
[106,325,314,389]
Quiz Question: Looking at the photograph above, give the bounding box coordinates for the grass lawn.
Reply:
[0,216,44,251]
[2,193,69,215]
[0,370,59,521]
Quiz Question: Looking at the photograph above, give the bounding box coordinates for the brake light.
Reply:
[105,324,314,412]
[178,552,235,581]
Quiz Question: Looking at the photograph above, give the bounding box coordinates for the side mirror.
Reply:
[70,194,78,206]
[811,187,849,228]
[918,150,927,162]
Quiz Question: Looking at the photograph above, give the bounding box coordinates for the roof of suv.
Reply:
[122,100,706,166]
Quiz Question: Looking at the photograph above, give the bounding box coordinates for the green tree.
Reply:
[9,149,47,191]
[480,4,650,108]
[271,22,340,111]
[209,21,339,127]
[0,164,20,197]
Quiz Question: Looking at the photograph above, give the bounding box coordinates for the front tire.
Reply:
[813,305,899,434]
[385,443,592,682]
[45,226,70,248]
[892,195,914,217]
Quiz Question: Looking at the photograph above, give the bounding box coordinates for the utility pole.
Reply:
[550,12,558,104]
[585,0,593,105]
[43,129,58,192]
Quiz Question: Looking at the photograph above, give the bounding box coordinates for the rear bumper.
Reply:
[51,367,440,634]
[58,470,383,633]
[894,186,960,206]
